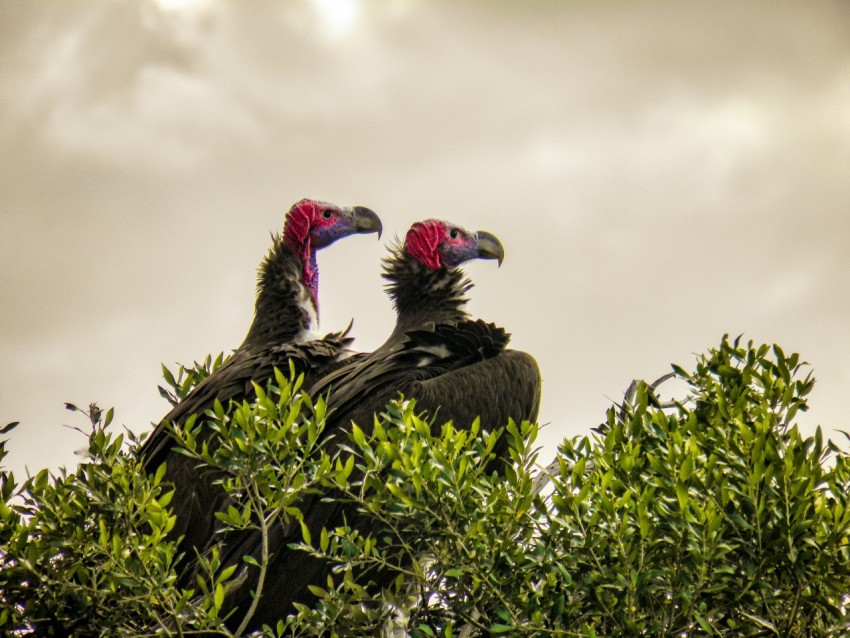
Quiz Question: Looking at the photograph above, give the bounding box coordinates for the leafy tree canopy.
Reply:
[1,335,849,637]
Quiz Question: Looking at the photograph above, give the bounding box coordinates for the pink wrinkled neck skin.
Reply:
[303,251,319,315]
[404,220,445,270]
[283,200,320,320]
[283,200,313,259]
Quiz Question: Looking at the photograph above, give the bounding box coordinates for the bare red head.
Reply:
[283,199,381,255]
[404,219,504,270]
[282,198,381,310]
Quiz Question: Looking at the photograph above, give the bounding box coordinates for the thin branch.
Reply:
[233,482,271,637]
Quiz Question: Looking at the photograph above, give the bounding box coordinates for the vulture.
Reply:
[310,219,541,435]
[140,198,382,562]
[214,219,541,631]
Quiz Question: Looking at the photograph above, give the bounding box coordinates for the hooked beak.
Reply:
[474,230,505,266]
[351,206,383,239]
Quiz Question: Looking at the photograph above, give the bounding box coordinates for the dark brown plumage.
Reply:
[139,199,381,562]
[311,223,541,437]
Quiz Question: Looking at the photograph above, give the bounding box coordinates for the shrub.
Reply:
[1,336,848,637]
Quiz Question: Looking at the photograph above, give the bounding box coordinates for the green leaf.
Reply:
[217,564,237,584]
[351,423,366,448]
[489,624,513,633]
[320,526,329,553]
[0,421,19,434]
[153,462,167,487]
[675,481,688,512]
[160,363,176,389]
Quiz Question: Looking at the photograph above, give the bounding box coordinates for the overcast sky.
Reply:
[2,0,849,478]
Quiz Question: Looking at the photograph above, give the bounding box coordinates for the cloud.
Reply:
[4,2,262,172]
[43,64,262,170]
[2,0,850,480]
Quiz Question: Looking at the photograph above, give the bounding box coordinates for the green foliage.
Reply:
[288,404,545,638]
[164,365,335,636]
[0,361,334,637]
[546,336,850,636]
[291,336,850,637]
[0,405,225,636]
[158,352,226,406]
[1,336,849,637]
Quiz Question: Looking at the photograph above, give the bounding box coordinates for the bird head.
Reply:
[404,219,504,270]
[281,198,381,321]
[283,199,382,255]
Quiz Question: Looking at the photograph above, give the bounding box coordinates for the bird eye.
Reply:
[448,228,460,240]
[321,209,334,220]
